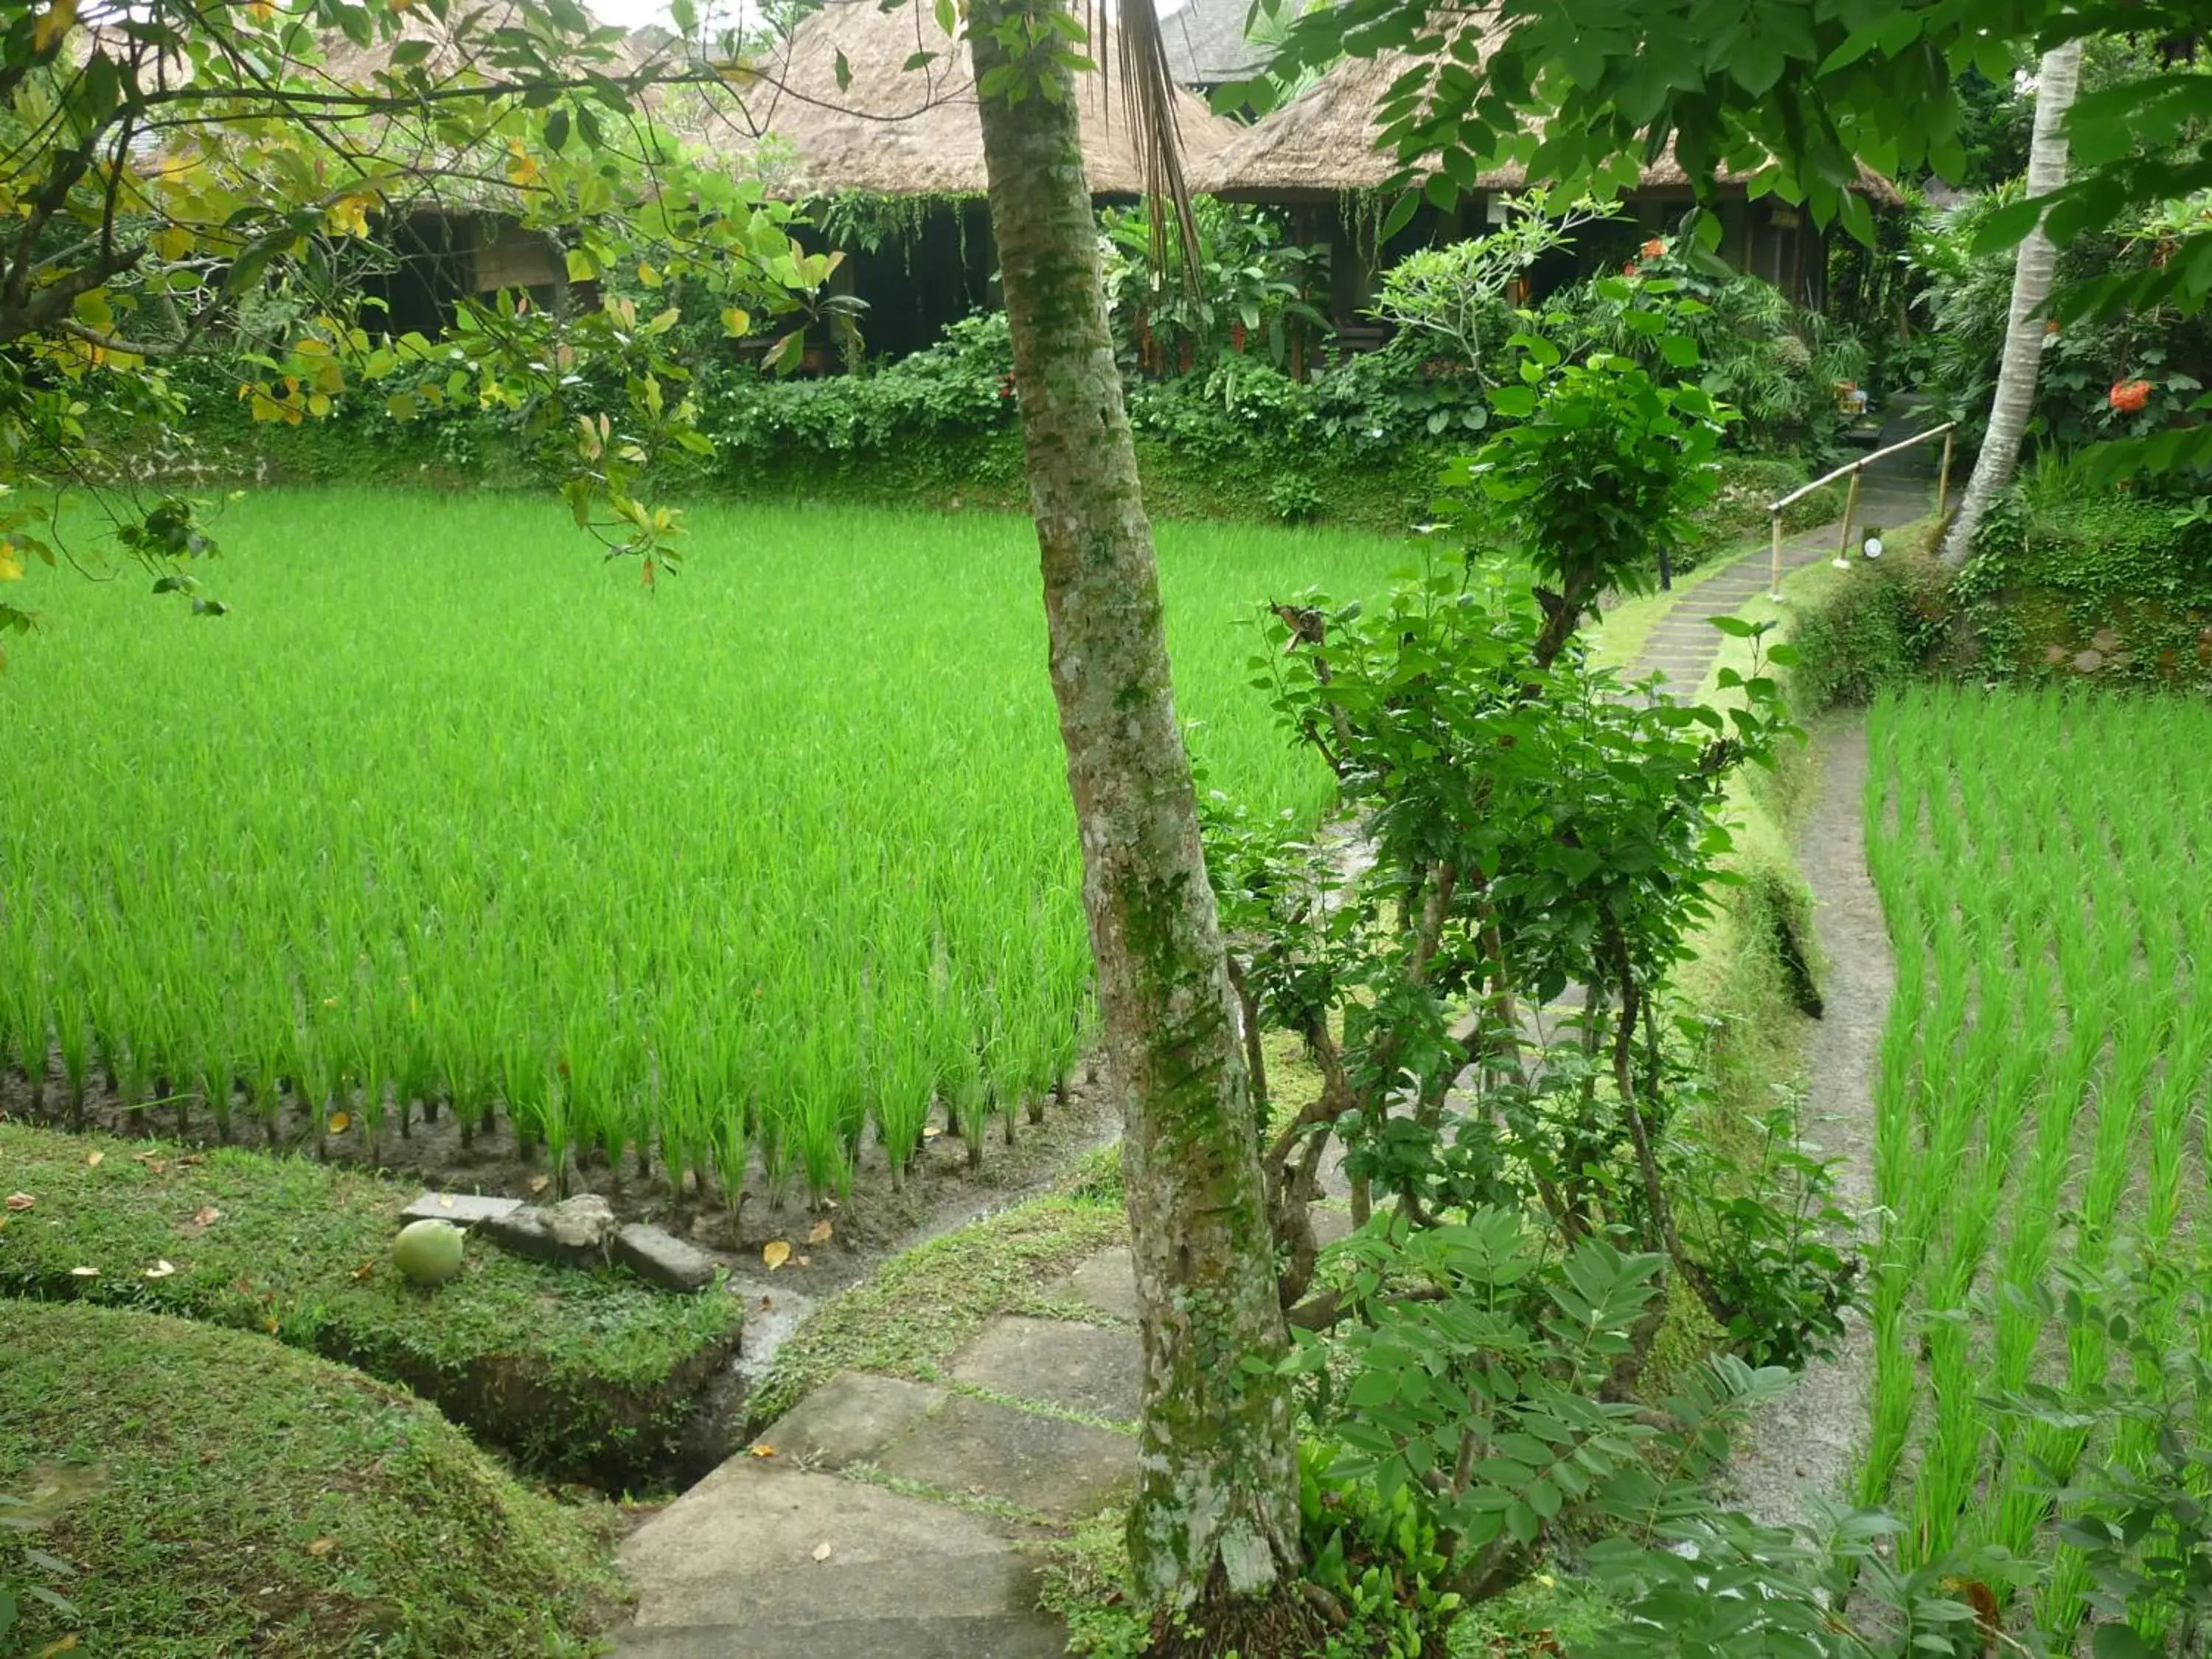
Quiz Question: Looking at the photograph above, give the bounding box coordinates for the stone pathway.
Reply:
[617,433,1952,1657]
[1632,470,1932,693]
[617,1245,1147,1657]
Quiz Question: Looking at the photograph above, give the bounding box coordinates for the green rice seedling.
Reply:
[0,491,1399,1192]
[1860,684,2212,1576]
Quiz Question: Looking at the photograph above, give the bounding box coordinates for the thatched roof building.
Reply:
[1197,49,1906,207]
[710,0,1242,198]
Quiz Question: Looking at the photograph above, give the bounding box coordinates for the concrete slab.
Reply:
[621,1461,1051,1635]
[1051,1246,1139,1323]
[613,1222,718,1292]
[878,1391,1135,1521]
[617,1614,1068,1659]
[950,1315,1142,1424]
[753,1371,945,1467]
[399,1191,521,1227]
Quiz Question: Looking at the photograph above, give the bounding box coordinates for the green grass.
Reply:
[1860,685,2212,1642]
[1,1300,625,1657]
[745,1193,1126,1429]
[0,491,1405,1205]
[0,1120,743,1488]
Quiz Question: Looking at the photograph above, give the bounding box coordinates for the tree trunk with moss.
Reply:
[967,0,1303,1616]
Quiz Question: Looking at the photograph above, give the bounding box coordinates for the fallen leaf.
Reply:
[145,1260,176,1279]
[69,1265,99,1278]
[811,1540,833,1562]
[145,1157,170,1175]
[922,1125,942,1139]
[189,1206,220,1228]
[796,1255,811,1268]
[35,1635,80,1657]
[84,1151,103,1168]
[327,1112,350,1134]
[264,1317,279,1334]
[748,1445,776,1458]
[762,1240,790,1270]
[307,1537,335,1557]
[821,1197,838,1211]
[757,1296,773,1312]
[350,1261,375,1283]
[529,1175,551,1194]
[5,1193,32,1212]
[438,1194,455,1208]
[807,1220,833,1245]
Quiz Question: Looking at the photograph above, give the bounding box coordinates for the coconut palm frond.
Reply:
[1096,0,1203,297]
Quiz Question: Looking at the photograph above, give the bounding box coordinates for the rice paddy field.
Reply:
[0,490,1403,1203]
[1861,684,2212,1632]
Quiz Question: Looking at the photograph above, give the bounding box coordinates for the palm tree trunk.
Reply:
[1941,38,2084,566]
[966,0,1303,1618]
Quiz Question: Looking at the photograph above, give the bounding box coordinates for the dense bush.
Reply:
[1790,538,1955,709]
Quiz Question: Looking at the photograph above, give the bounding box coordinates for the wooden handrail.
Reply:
[1765,421,1958,599]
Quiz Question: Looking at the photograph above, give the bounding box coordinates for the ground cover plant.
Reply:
[0,1121,744,1486]
[0,1298,625,1656]
[1860,684,2212,1643]
[0,492,1402,1210]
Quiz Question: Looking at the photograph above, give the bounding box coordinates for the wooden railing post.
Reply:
[1770,510,1784,602]
[1833,470,1864,568]
[1936,428,1955,522]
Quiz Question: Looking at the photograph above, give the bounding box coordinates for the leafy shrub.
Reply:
[1267,470,1324,524]
[1790,539,1955,709]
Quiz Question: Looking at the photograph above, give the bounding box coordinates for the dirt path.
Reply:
[1716,717,1889,1529]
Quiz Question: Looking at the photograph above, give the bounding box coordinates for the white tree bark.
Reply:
[1941,38,2085,567]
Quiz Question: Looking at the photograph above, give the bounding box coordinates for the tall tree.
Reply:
[964,0,1305,1633]
[1941,38,2085,564]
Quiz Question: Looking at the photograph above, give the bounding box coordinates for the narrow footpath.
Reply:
[619,445,1941,1654]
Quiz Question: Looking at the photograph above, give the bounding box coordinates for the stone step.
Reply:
[619,1461,1066,1655]
[617,1614,1068,1658]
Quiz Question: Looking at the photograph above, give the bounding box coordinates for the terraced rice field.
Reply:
[1861,685,2212,1632]
[0,490,1402,1201]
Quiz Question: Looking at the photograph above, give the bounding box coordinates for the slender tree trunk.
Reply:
[1941,38,2084,566]
[967,0,1302,1616]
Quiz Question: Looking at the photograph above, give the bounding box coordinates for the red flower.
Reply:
[1641,237,1666,260]
[1621,260,1641,277]
[2110,379,2153,414]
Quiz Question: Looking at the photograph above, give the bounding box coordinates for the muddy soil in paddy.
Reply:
[1717,717,1890,1530]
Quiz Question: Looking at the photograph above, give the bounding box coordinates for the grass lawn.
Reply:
[0,493,1408,1207]
[0,1120,744,1489]
[0,1298,625,1656]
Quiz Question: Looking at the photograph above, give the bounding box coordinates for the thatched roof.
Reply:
[701,0,1242,198]
[1198,50,1907,207]
[1162,0,1272,90]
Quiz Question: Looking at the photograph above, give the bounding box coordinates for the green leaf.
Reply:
[1708,614,1758,638]
[2092,1626,2158,1659]
[933,0,956,38]
[835,49,852,91]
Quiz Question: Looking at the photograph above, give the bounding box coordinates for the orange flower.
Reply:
[1641,237,1666,260]
[2110,379,2153,413]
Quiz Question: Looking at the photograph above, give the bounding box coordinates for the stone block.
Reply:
[482,1193,614,1267]
[400,1192,523,1228]
[614,1222,719,1293]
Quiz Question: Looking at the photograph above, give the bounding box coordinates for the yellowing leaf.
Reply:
[35,1634,81,1657]
[762,1240,790,1270]
[529,1175,551,1194]
[720,306,750,338]
[85,1151,103,1168]
[327,1112,350,1133]
[811,1540,834,1562]
[154,225,195,262]
[748,1444,776,1458]
[32,0,78,53]
[145,1260,176,1279]
[807,1220,832,1244]
[0,548,24,582]
[307,1537,336,1557]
